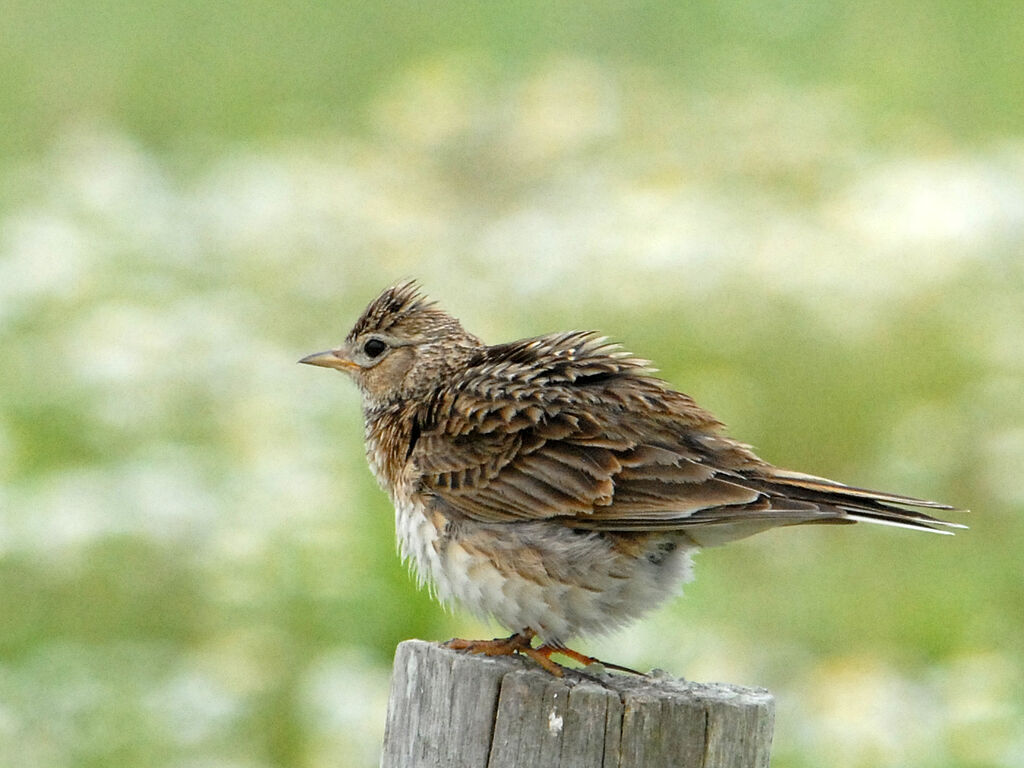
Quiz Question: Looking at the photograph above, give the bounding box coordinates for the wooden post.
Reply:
[381,639,774,768]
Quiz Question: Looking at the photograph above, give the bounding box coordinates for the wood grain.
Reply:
[381,640,774,768]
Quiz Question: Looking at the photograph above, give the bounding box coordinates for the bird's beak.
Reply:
[298,348,359,371]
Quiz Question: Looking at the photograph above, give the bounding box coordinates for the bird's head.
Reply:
[300,281,482,407]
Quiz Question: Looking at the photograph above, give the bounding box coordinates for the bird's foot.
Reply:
[444,631,535,658]
[445,630,564,674]
[535,644,644,676]
[444,631,642,677]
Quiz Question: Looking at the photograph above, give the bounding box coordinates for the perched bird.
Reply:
[301,281,961,675]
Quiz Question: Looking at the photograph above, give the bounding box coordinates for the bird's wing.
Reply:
[411,332,959,543]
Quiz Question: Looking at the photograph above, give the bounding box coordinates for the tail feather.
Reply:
[754,468,966,535]
[837,508,965,534]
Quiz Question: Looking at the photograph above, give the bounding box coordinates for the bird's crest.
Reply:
[346,280,454,340]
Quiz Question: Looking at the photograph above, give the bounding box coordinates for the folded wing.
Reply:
[410,332,960,546]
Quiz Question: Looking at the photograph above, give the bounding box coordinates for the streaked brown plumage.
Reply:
[301,281,962,674]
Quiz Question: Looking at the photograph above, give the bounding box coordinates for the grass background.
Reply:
[2,2,1023,766]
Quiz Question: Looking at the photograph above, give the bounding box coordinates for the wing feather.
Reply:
[408,331,960,541]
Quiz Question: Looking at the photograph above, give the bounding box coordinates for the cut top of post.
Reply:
[381,640,775,768]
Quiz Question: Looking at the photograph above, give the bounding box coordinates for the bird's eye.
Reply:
[363,338,387,358]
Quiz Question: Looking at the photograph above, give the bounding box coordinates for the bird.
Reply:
[300,280,962,675]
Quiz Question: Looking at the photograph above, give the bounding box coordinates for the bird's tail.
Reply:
[754,468,965,534]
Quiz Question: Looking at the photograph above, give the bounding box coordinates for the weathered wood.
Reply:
[381,640,774,768]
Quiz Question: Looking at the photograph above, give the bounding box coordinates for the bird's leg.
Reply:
[534,644,645,676]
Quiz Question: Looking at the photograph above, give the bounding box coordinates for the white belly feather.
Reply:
[393,496,696,644]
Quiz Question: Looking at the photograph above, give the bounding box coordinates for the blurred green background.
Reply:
[2,2,1023,766]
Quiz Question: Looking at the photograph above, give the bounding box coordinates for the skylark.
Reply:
[301,281,961,674]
